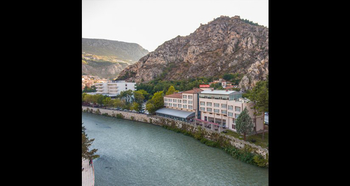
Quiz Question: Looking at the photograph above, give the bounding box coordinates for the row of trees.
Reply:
[82,89,150,111]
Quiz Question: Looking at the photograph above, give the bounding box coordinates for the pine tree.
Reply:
[235,107,254,141]
[82,124,99,161]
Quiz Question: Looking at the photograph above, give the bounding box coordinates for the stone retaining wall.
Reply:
[82,106,268,159]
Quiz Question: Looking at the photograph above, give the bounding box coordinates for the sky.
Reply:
[82,0,268,52]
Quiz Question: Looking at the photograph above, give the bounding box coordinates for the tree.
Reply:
[145,91,164,114]
[95,94,105,106]
[118,90,134,104]
[82,124,99,161]
[133,90,145,104]
[103,97,113,108]
[244,78,268,140]
[223,73,234,81]
[246,80,268,114]
[113,98,126,108]
[166,85,176,95]
[146,100,156,114]
[236,107,254,141]
[131,102,140,111]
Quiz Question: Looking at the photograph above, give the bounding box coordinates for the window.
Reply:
[221,104,227,108]
[183,100,187,104]
[200,107,205,111]
[235,114,240,118]
[173,104,177,107]
[164,98,168,102]
[214,109,219,113]
[173,99,177,102]
[232,118,235,123]
[221,110,227,114]
[207,108,212,112]
[207,102,212,106]
[235,106,241,112]
[183,95,187,99]
[200,101,205,106]
[164,103,168,106]
[188,105,193,109]
[169,99,172,102]
[228,112,233,117]
[178,100,181,103]
[232,124,235,129]
[228,105,233,110]
[188,101,193,104]
[178,104,182,108]
[183,105,187,109]
[214,103,219,107]
[188,95,193,99]
[169,103,172,107]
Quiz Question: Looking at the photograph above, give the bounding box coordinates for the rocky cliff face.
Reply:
[82,61,129,79]
[117,16,268,91]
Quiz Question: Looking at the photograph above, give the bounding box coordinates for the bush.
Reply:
[253,154,268,167]
[116,113,124,119]
[102,113,109,117]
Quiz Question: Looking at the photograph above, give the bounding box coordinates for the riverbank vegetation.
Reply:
[161,123,268,168]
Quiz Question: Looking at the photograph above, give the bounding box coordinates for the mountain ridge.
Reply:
[117,15,268,91]
[82,38,149,79]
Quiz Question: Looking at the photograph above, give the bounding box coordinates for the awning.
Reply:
[155,108,195,119]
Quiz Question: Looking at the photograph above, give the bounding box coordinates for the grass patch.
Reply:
[222,129,269,148]
[246,132,268,148]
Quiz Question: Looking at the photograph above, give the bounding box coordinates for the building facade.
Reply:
[94,80,136,96]
[163,88,202,119]
[198,89,264,133]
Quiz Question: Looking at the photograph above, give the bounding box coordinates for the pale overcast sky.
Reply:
[82,0,268,52]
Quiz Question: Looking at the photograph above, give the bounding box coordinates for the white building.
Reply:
[94,80,136,96]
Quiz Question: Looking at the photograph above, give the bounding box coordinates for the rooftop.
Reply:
[155,108,195,119]
[164,92,182,98]
[182,88,203,94]
[200,90,236,95]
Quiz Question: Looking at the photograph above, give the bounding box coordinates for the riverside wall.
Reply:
[82,158,94,186]
[82,106,268,159]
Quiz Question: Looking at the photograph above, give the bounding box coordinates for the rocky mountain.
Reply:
[117,15,268,91]
[82,38,149,79]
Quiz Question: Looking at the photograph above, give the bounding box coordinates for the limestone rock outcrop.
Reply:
[117,16,268,90]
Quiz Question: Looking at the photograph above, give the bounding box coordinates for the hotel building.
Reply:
[198,89,264,133]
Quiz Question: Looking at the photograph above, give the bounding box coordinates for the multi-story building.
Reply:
[197,89,264,133]
[94,80,136,96]
[158,87,264,134]
[157,88,202,122]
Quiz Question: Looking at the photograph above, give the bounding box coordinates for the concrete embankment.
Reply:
[82,106,268,160]
[82,158,94,186]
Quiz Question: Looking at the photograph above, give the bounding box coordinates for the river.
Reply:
[82,112,268,186]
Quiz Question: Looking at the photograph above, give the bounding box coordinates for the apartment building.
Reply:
[94,80,136,96]
[198,89,264,133]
